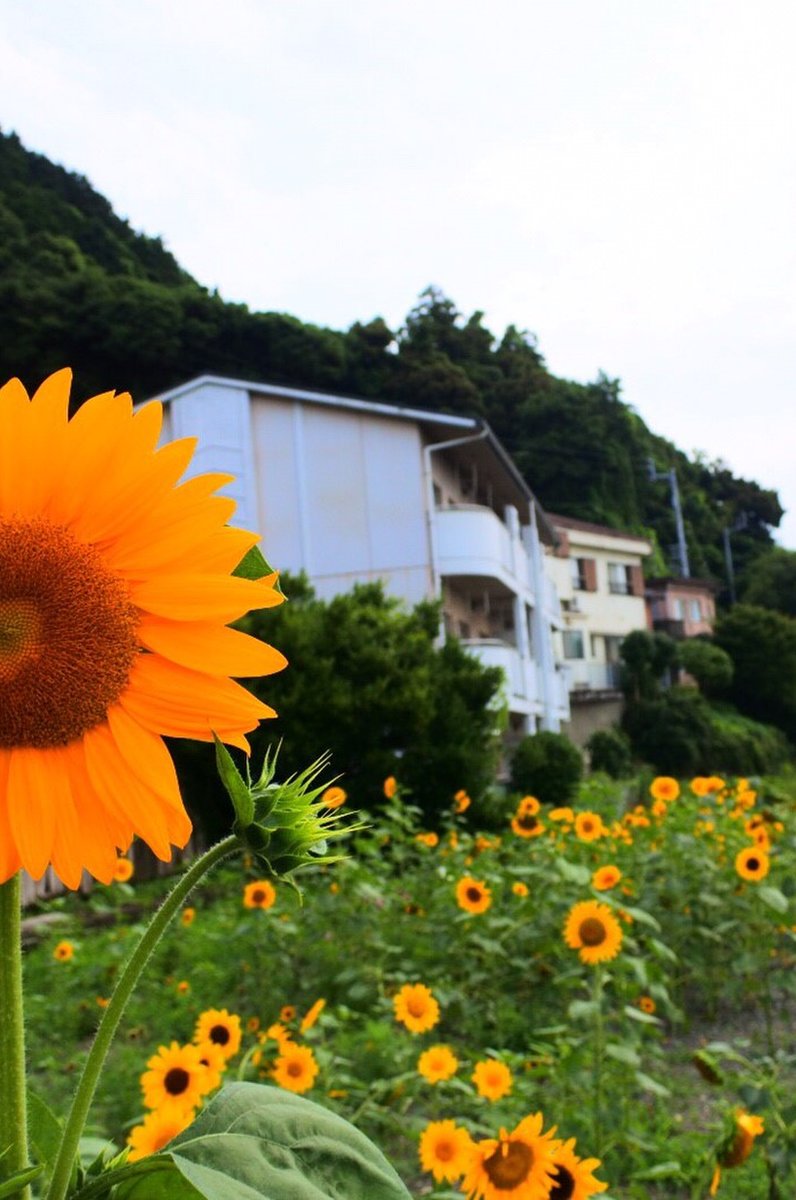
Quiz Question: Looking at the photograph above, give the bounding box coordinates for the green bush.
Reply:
[509,730,582,805]
[622,687,714,776]
[677,638,733,698]
[586,727,633,778]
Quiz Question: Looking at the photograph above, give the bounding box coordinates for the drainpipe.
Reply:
[422,425,490,639]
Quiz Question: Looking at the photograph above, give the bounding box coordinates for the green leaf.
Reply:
[623,1004,661,1026]
[214,736,254,830]
[634,1070,671,1097]
[568,999,599,1021]
[758,885,788,913]
[605,1042,641,1067]
[556,859,591,886]
[631,1161,681,1180]
[0,1165,44,1198]
[115,1082,412,1200]
[233,545,280,586]
[27,1089,63,1170]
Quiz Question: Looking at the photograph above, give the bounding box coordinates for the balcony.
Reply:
[461,638,539,710]
[567,661,622,693]
[434,505,532,595]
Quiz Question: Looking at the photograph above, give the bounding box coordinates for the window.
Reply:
[607,562,631,595]
[673,598,685,619]
[562,630,585,659]
[570,558,587,590]
[690,598,702,620]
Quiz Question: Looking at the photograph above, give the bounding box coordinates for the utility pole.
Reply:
[722,513,748,606]
[647,459,690,578]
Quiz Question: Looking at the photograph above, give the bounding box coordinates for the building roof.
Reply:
[548,512,652,547]
[151,374,558,542]
[646,576,719,593]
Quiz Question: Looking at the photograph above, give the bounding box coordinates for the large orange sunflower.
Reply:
[462,1113,559,1200]
[0,370,285,887]
[419,1120,473,1184]
[564,900,623,965]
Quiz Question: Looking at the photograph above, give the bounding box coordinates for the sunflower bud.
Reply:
[213,738,362,883]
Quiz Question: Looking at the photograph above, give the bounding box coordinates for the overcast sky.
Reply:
[2,0,795,548]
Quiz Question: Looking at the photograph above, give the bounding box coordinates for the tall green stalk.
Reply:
[0,873,31,1200]
[45,836,238,1200]
[592,964,606,1157]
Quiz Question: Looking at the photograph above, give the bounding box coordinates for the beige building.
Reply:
[545,515,652,746]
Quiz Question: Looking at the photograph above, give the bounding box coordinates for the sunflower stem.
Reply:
[45,835,238,1200]
[592,964,605,1156]
[0,873,31,1200]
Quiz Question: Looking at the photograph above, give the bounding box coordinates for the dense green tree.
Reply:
[740,547,796,616]
[677,639,734,698]
[235,577,503,820]
[713,605,796,740]
[619,630,679,702]
[509,731,583,805]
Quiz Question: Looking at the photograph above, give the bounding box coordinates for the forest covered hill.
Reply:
[0,128,784,597]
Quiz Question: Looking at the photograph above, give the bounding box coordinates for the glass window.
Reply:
[690,598,702,620]
[570,558,587,591]
[673,598,685,619]
[608,562,630,595]
[562,630,585,659]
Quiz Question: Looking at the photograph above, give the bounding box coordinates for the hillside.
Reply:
[0,128,783,596]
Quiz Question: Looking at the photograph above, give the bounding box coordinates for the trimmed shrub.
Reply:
[586,728,633,778]
[509,731,582,805]
[677,639,733,698]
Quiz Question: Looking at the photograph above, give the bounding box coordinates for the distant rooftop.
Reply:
[549,513,652,546]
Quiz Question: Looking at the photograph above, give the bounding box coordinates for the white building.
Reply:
[153,375,570,736]
[545,514,652,745]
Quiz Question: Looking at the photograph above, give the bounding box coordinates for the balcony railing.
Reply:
[434,505,532,594]
[461,638,539,707]
[567,661,622,692]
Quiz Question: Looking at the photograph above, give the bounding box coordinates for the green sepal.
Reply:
[232,545,283,593]
[0,1165,44,1198]
[213,736,254,831]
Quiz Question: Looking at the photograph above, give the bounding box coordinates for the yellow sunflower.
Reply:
[393,982,440,1034]
[574,812,604,842]
[193,1009,242,1060]
[417,1044,459,1083]
[592,865,621,891]
[300,998,326,1032]
[649,776,679,802]
[194,1040,226,1094]
[243,879,277,909]
[140,1041,208,1111]
[383,776,398,798]
[512,881,529,898]
[454,789,471,814]
[0,370,286,888]
[52,939,74,962]
[127,1103,194,1162]
[517,795,541,816]
[271,1043,319,1094]
[112,856,134,882]
[320,785,346,809]
[548,1137,608,1199]
[462,1113,559,1200]
[511,808,546,838]
[456,876,492,914]
[472,1058,513,1101]
[550,806,575,822]
[280,1005,296,1023]
[181,906,196,926]
[564,900,623,964]
[265,1021,293,1050]
[719,1110,764,1167]
[419,1119,472,1183]
[735,846,770,882]
[638,995,656,1014]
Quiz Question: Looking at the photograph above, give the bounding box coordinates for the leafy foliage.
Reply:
[741,547,796,616]
[586,727,633,778]
[677,639,734,698]
[173,575,503,835]
[509,730,583,804]
[714,605,796,741]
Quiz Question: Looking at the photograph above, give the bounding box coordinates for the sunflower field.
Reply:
[21,770,796,1199]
